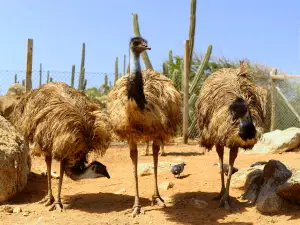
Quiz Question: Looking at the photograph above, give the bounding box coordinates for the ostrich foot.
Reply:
[160,152,167,156]
[219,196,238,212]
[38,195,55,206]
[49,201,64,212]
[212,190,225,201]
[152,195,166,207]
[131,205,144,218]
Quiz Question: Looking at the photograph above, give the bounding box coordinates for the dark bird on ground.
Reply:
[171,163,186,178]
[214,162,238,176]
[195,61,267,210]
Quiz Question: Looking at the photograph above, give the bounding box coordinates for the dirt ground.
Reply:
[1,142,300,225]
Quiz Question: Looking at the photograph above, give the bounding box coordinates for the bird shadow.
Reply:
[161,191,253,225]
[8,172,48,204]
[165,151,204,156]
[64,192,151,214]
[175,174,191,179]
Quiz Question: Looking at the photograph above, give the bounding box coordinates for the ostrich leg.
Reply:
[151,139,166,207]
[213,145,225,200]
[39,155,55,206]
[49,160,65,212]
[160,143,166,156]
[144,140,150,156]
[219,147,238,211]
[130,141,143,217]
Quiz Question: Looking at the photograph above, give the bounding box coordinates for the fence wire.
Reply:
[2,70,300,142]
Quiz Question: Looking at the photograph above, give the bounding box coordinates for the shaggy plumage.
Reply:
[10,82,112,211]
[107,69,182,143]
[107,36,182,218]
[196,64,267,150]
[196,61,267,210]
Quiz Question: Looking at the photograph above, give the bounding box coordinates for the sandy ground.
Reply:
[1,142,300,225]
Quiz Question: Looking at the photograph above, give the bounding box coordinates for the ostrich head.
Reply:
[77,161,110,179]
[130,37,151,54]
[66,158,110,181]
[229,97,256,141]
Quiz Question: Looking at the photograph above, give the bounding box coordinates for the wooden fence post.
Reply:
[183,40,190,144]
[25,39,33,92]
[270,69,277,131]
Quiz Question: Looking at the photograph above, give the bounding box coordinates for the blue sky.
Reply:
[0,0,299,93]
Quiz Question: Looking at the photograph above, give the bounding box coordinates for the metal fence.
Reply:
[2,69,300,142]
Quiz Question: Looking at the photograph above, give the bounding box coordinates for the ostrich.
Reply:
[144,139,165,156]
[195,61,267,210]
[107,37,182,217]
[10,82,112,212]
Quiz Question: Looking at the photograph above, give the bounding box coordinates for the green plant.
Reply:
[71,65,75,88]
[132,13,153,69]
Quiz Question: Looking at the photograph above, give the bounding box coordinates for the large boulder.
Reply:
[276,170,300,204]
[251,127,300,154]
[255,160,292,213]
[0,115,30,203]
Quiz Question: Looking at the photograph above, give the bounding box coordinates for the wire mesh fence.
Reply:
[1,69,300,143]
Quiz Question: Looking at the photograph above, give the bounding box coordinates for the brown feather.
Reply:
[10,82,112,169]
[107,69,182,143]
[195,65,267,150]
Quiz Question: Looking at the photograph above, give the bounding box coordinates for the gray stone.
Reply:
[189,198,208,210]
[276,170,300,204]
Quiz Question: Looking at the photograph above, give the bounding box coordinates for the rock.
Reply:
[138,162,174,176]
[36,217,45,224]
[13,207,22,213]
[159,181,174,190]
[22,211,29,216]
[189,198,208,210]
[276,170,300,204]
[0,115,31,203]
[0,205,13,213]
[255,160,292,213]
[256,191,283,213]
[231,165,264,190]
[251,127,300,154]
[114,188,126,194]
[164,196,175,205]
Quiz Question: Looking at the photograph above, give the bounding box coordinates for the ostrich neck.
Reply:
[127,50,147,111]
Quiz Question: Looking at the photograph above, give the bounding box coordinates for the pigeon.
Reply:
[214,162,238,176]
[171,163,186,178]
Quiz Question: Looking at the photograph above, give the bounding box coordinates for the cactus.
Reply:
[132,13,153,69]
[71,65,75,88]
[104,74,108,86]
[172,69,181,91]
[50,77,53,82]
[162,62,169,77]
[109,81,112,87]
[188,0,196,70]
[123,55,126,75]
[127,64,130,74]
[39,63,42,87]
[22,79,25,86]
[14,74,17,83]
[78,67,85,90]
[78,43,85,90]
[83,79,87,90]
[168,50,173,64]
[115,57,118,84]
[47,71,50,83]
[189,44,212,95]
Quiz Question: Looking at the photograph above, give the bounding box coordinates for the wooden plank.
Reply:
[271,75,300,80]
[183,40,190,144]
[25,39,33,92]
